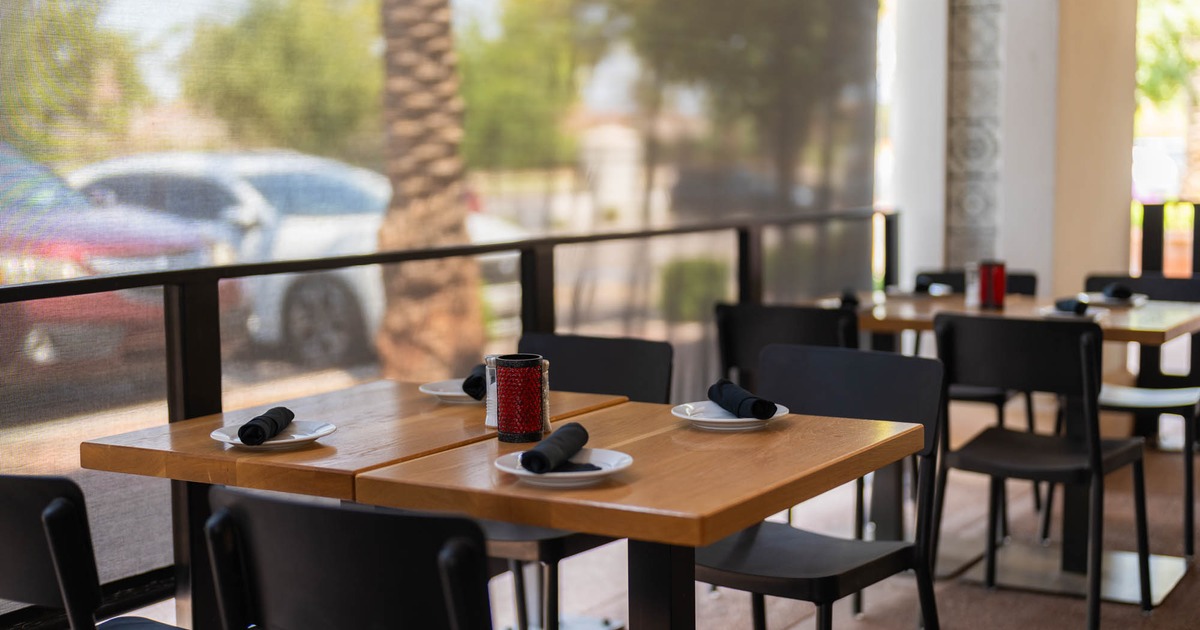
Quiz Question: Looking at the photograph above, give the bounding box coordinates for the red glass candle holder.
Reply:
[979,260,1007,309]
[495,353,546,442]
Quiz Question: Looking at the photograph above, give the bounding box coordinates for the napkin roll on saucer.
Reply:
[1055,297,1089,315]
[238,407,295,445]
[519,422,600,474]
[462,363,487,400]
[707,378,777,420]
[839,288,860,310]
[1103,282,1133,300]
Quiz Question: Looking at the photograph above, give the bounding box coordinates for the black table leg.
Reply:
[628,541,695,629]
[867,331,906,541]
[173,480,218,630]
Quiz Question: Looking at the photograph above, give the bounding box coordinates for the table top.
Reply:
[829,293,1200,345]
[80,380,626,500]
[357,401,923,548]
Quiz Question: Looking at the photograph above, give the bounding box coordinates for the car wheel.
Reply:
[282,278,368,366]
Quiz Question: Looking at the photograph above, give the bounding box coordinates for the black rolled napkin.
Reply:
[839,288,860,310]
[707,378,778,420]
[1055,298,1089,315]
[237,407,295,446]
[1103,282,1133,300]
[462,363,487,400]
[519,422,600,474]
[914,274,933,294]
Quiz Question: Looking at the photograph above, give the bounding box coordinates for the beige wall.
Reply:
[1051,0,1137,296]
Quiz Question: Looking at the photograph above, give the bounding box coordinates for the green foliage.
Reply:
[659,257,729,322]
[1137,0,1200,108]
[0,0,148,164]
[458,0,588,170]
[179,0,382,162]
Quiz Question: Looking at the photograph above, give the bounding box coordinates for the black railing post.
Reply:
[520,244,556,333]
[737,226,764,304]
[164,279,224,630]
[1142,202,1165,274]
[1190,202,1200,275]
[883,212,899,289]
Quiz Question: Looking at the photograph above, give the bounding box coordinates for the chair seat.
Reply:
[949,384,1013,405]
[98,616,180,629]
[946,427,1143,483]
[695,522,914,605]
[1099,383,1200,412]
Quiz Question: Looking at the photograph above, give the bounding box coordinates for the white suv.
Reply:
[70,151,523,365]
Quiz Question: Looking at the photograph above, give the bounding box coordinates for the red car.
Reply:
[0,144,238,383]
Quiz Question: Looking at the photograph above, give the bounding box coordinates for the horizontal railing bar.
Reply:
[0,209,880,304]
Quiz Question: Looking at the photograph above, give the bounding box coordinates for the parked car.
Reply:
[70,151,525,366]
[0,143,228,382]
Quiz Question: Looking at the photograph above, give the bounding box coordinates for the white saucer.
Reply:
[419,378,483,404]
[1079,292,1148,307]
[494,448,633,488]
[671,400,789,431]
[1037,305,1110,321]
[210,420,336,450]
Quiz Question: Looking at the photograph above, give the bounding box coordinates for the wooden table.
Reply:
[824,292,1198,604]
[80,380,627,628]
[357,401,924,629]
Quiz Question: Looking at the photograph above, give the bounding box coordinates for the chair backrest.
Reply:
[715,302,858,392]
[933,314,1103,455]
[206,486,492,630]
[517,332,673,403]
[756,344,944,555]
[1085,274,1200,388]
[915,269,1037,295]
[0,474,103,630]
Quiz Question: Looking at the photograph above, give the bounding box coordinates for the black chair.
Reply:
[484,333,673,630]
[695,344,944,630]
[206,486,492,630]
[915,270,1043,518]
[931,314,1151,629]
[0,474,179,630]
[715,302,858,392]
[1062,274,1200,557]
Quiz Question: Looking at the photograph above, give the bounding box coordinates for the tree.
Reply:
[0,0,148,165]
[1137,0,1200,199]
[180,0,382,164]
[376,0,485,381]
[457,0,588,170]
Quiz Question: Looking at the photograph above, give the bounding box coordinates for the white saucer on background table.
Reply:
[494,448,633,488]
[671,400,789,432]
[1037,305,1110,321]
[1079,292,1148,307]
[210,421,336,450]
[419,378,482,404]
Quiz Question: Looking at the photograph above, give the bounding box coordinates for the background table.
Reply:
[357,401,924,629]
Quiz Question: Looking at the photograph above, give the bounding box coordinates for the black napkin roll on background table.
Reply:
[238,407,295,446]
[1103,282,1133,300]
[839,288,860,310]
[707,378,778,420]
[462,363,487,400]
[519,422,601,474]
[1055,297,1089,315]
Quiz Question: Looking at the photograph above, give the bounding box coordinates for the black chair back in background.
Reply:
[914,269,1037,296]
[517,332,673,404]
[0,474,177,630]
[696,344,944,630]
[714,302,858,393]
[206,486,492,630]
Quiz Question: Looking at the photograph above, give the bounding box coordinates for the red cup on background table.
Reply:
[979,260,1007,309]
[496,353,547,442]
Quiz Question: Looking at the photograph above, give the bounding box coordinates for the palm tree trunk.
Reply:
[378,0,485,380]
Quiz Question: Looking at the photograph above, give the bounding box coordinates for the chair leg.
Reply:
[853,476,865,616]
[509,560,529,630]
[816,602,834,630]
[1185,410,1196,559]
[1025,391,1042,512]
[751,592,767,630]
[1133,460,1153,612]
[997,478,1010,539]
[986,476,1002,588]
[1086,475,1104,630]
[914,555,940,630]
[543,561,559,630]
[1039,483,1055,543]
[931,462,950,569]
